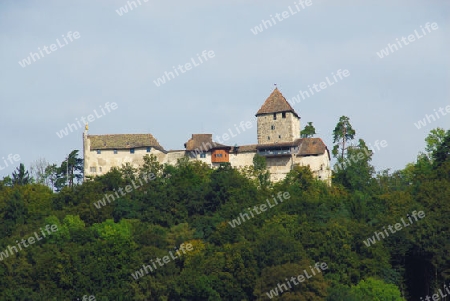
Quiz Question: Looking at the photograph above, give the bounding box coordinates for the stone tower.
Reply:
[255,88,300,144]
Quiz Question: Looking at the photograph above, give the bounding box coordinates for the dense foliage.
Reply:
[0,128,449,300]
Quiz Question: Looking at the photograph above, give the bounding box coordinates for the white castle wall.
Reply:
[83,136,166,177]
[229,151,256,168]
[82,88,333,184]
[294,153,332,184]
[83,138,331,184]
[266,156,293,182]
[163,151,187,165]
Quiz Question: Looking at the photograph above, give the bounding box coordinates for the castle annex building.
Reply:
[83,88,332,183]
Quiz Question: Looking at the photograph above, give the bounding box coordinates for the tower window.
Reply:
[279,135,281,138]
[130,148,135,154]
[271,125,275,130]
[273,113,277,120]
[268,136,270,140]
[282,112,286,118]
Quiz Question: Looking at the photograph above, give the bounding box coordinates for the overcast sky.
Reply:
[0,0,449,178]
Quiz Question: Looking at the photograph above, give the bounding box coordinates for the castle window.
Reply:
[114,149,118,154]
[273,113,277,120]
[96,150,101,154]
[90,167,96,172]
[146,147,151,153]
[271,125,275,130]
[282,112,286,118]
[200,153,206,158]
[279,135,281,138]
[130,148,135,154]
[268,136,270,140]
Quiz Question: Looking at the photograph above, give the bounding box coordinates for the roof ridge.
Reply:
[88,133,164,151]
[255,88,299,117]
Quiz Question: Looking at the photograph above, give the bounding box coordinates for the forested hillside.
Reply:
[1,128,449,301]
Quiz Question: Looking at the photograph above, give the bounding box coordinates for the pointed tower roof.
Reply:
[255,88,299,117]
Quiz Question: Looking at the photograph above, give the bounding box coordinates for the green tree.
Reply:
[350,278,405,301]
[332,116,356,160]
[253,154,270,188]
[139,154,163,179]
[254,260,329,300]
[432,129,450,168]
[1,189,28,235]
[301,121,316,138]
[281,165,315,191]
[56,150,83,190]
[333,139,375,191]
[44,163,59,191]
[12,163,31,185]
[0,175,13,187]
[327,284,360,301]
[425,128,446,158]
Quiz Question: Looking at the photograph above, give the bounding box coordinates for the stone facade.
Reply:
[257,112,300,144]
[83,139,168,177]
[83,88,332,184]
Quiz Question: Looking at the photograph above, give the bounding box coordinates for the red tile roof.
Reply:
[184,134,230,152]
[256,88,299,117]
[256,138,330,158]
[235,137,328,155]
[297,138,328,157]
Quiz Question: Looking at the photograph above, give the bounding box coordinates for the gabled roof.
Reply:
[255,88,299,117]
[296,138,328,157]
[255,138,330,159]
[233,144,258,153]
[184,134,230,152]
[88,134,165,152]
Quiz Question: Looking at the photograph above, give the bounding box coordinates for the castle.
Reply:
[82,88,332,183]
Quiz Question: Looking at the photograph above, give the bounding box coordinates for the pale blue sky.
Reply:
[0,0,449,177]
